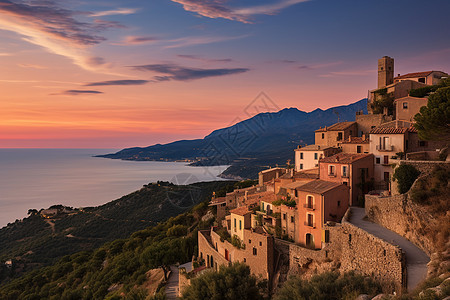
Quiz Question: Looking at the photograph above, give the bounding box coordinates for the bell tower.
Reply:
[377,56,394,88]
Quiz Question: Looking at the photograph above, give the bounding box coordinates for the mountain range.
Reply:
[99,99,368,179]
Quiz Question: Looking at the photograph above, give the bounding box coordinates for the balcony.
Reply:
[303,204,316,211]
[304,221,316,228]
[376,145,393,152]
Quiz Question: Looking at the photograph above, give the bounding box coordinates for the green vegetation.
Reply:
[0,199,216,299]
[409,77,450,98]
[231,235,245,249]
[0,180,235,283]
[414,78,450,141]
[273,271,381,300]
[182,263,263,300]
[371,88,395,115]
[273,195,296,207]
[392,164,421,194]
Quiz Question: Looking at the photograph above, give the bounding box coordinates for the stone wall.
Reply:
[396,160,450,177]
[365,194,435,256]
[274,215,406,293]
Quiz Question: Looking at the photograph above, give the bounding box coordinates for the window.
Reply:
[337,132,343,141]
[349,234,352,243]
[300,152,303,159]
[300,164,303,170]
[329,165,335,175]
[380,67,384,71]
[342,165,348,177]
[307,213,314,227]
[403,102,408,109]
[244,258,246,262]
[234,218,236,232]
[283,213,286,220]
[314,153,318,160]
[249,239,251,244]
[343,182,347,186]
[350,130,353,135]
[419,141,427,147]
[376,157,381,164]
[239,220,242,230]
[253,248,257,256]
[357,145,362,153]
[259,241,262,246]
[324,230,330,243]
[418,77,425,83]
[384,155,389,165]
[337,201,341,207]
[322,133,325,139]
[290,216,294,223]
[307,196,313,208]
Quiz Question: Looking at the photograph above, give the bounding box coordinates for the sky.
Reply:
[1,0,449,148]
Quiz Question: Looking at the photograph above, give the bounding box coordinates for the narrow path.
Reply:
[349,207,430,292]
[165,265,179,300]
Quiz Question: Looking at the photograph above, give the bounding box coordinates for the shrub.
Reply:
[392,164,421,194]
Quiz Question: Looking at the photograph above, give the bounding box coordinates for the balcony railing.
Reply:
[304,222,316,228]
[376,145,393,152]
[303,204,316,210]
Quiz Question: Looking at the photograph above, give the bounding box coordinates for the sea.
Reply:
[0,149,229,228]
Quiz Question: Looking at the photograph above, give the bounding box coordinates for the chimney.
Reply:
[336,156,340,162]
[318,145,321,149]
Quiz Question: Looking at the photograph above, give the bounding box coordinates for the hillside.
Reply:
[0,180,236,284]
[98,99,368,179]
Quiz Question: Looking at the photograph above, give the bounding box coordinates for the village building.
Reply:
[319,153,374,206]
[295,180,349,249]
[294,144,340,171]
[339,136,370,154]
[315,121,358,148]
[394,96,428,122]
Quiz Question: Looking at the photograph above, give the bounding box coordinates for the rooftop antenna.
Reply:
[333,109,340,122]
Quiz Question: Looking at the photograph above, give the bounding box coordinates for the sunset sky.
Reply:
[1,0,450,148]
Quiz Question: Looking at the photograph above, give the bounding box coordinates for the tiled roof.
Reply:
[295,144,334,151]
[320,153,373,164]
[281,181,309,190]
[315,121,356,132]
[340,137,369,144]
[230,206,251,216]
[394,71,433,80]
[294,168,319,179]
[393,96,427,102]
[209,196,226,205]
[295,180,344,194]
[370,127,417,134]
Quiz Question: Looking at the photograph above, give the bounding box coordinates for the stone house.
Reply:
[258,167,288,186]
[393,70,448,86]
[315,122,358,148]
[294,144,340,171]
[339,136,369,154]
[394,96,428,122]
[319,153,374,206]
[198,227,274,281]
[295,180,349,249]
[229,206,252,242]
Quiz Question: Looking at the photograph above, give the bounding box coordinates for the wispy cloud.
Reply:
[131,63,249,81]
[164,34,247,48]
[18,63,47,69]
[170,0,309,23]
[114,35,160,46]
[59,90,103,95]
[0,0,118,72]
[319,69,375,77]
[84,80,149,86]
[0,52,13,56]
[298,61,343,70]
[89,8,138,17]
[177,54,233,63]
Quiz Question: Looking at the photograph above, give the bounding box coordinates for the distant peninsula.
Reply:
[98,99,368,179]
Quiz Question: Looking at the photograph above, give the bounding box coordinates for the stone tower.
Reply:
[377,56,394,88]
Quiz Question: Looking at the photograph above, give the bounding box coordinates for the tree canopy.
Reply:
[273,271,381,300]
[414,79,450,142]
[182,263,263,300]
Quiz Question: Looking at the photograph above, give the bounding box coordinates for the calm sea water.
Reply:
[0,149,228,228]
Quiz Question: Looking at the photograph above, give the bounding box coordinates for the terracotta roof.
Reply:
[294,168,319,179]
[340,137,369,144]
[230,206,251,216]
[209,196,226,205]
[394,71,433,80]
[369,127,417,134]
[295,180,344,194]
[320,153,373,164]
[315,121,356,132]
[393,96,427,102]
[281,181,309,190]
[295,144,334,151]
